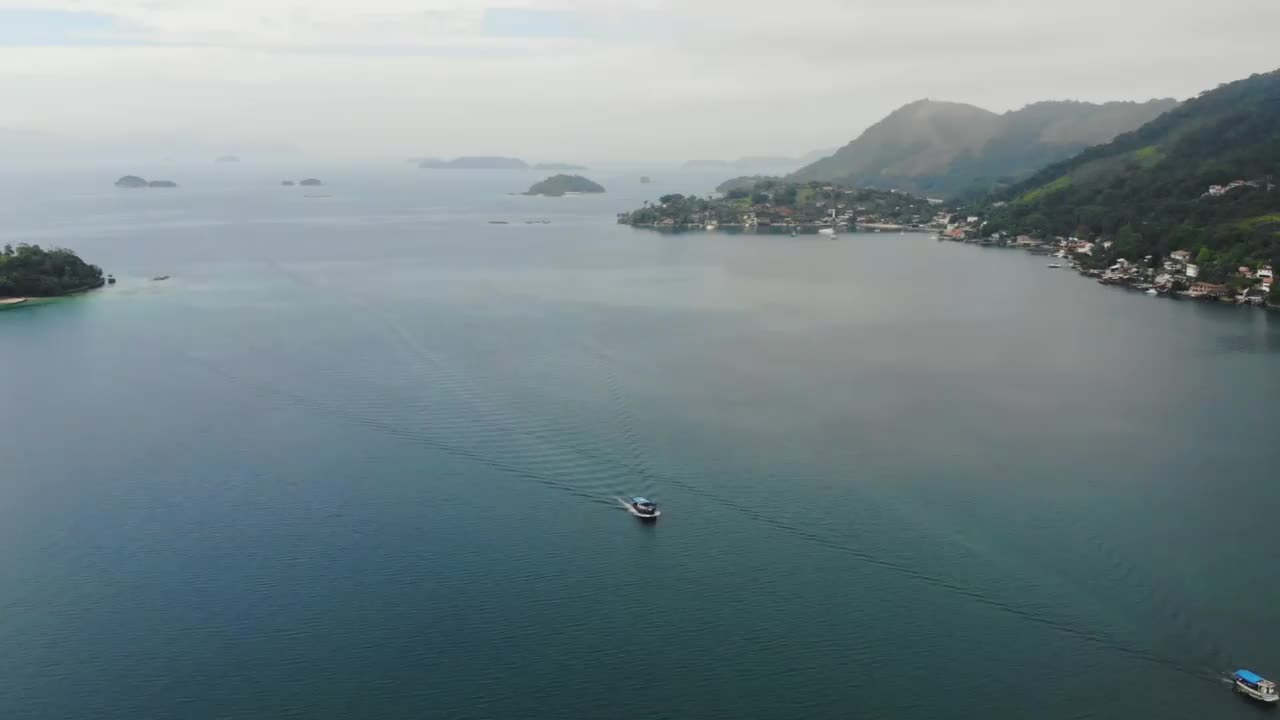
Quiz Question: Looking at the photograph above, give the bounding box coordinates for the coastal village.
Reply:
[617,182,942,233]
[937,206,1277,307]
[618,178,1279,310]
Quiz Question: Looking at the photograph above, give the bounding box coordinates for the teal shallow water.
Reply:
[2,168,1280,718]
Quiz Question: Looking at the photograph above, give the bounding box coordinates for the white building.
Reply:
[1186,263,1201,279]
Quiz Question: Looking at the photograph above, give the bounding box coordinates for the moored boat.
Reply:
[1234,670,1279,703]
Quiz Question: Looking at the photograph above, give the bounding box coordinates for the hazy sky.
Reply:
[2,0,1278,163]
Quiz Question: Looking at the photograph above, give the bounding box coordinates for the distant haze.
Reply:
[1,0,1278,166]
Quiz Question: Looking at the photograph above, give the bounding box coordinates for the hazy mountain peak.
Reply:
[790,96,1178,196]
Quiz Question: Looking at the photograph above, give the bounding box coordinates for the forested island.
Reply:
[525,174,605,196]
[0,244,104,300]
[618,178,941,230]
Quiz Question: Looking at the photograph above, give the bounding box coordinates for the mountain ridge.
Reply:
[790,97,1179,197]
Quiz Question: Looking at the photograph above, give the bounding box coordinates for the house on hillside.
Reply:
[1170,250,1192,263]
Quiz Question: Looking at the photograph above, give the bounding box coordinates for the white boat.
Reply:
[1234,670,1279,703]
[621,496,660,520]
[1145,289,1158,296]
[818,227,837,237]
[705,222,718,231]
[1047,263,1063,268]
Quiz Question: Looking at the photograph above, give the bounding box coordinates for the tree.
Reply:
[0,244,103,298]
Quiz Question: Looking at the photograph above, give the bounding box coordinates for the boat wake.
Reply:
[134,272,1221,686]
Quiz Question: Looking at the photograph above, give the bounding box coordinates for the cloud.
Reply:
[482,8,585,38]
[0,0,1277,162]
[0,8,126,46]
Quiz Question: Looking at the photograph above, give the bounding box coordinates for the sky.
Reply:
[1,0,1279,164]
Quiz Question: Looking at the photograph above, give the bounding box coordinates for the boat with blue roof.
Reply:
[623,496,660,520]
[1234,669,1278,703]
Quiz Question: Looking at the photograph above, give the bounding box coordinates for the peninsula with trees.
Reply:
[0,244,105,304]
[618,178,941,231]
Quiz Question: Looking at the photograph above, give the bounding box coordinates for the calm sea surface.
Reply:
[2,166,1280,719]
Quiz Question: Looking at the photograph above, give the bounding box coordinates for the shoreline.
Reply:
[619,222,927,233]
[938,235,1279,312]
[0,280,106,311]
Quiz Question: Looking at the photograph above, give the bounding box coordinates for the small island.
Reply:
[299,178,323,186]
[1,243,105,302]
[524,174,605,197]
[281,180,296,186]
[115,175,178,189]
[532,162,588,171]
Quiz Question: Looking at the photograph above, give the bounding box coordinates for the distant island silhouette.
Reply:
[115,175,178,189]
[419,156,529,170]
[524,174,605,197]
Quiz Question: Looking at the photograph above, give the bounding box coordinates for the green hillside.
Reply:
[984,70,1280,277]
[790,98,1176,197]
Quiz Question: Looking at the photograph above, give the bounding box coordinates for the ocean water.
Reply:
[2,166,1280,719]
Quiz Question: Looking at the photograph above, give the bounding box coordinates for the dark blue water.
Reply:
[3,167,1280,719]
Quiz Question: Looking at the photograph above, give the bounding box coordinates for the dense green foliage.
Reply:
[715,175,779,194]
[982,70,1280,278]
[0,243,104,297]
[524,174,605,196]
[619,179,938,227]
[790,99,1176,198]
